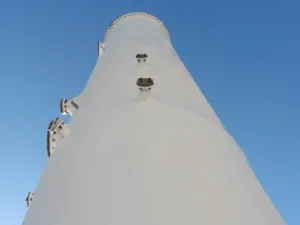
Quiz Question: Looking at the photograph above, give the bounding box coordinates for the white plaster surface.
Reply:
[22,12,285,225]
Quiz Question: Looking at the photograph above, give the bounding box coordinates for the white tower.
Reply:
[23,12,285,225]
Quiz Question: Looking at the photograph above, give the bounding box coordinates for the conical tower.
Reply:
[23,12,284,225]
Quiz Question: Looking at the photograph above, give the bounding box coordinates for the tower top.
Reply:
[104,12,170,43]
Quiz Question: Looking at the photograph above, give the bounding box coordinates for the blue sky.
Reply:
[0,0,299,224]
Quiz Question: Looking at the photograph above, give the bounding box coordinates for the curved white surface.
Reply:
[23,12,285,225]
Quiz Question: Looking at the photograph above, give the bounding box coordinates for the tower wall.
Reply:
[23,12,284,225]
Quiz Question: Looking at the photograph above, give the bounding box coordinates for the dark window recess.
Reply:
[136,54,148,59]
[60,99,65,113]
[136,78,154,87]
[48,121,54,130]
[136,54,148,62]
[70,101,79,109]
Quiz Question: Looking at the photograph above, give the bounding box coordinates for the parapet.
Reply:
[104,12,170,43]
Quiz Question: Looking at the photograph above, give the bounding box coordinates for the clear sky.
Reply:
[0,0,299,224]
